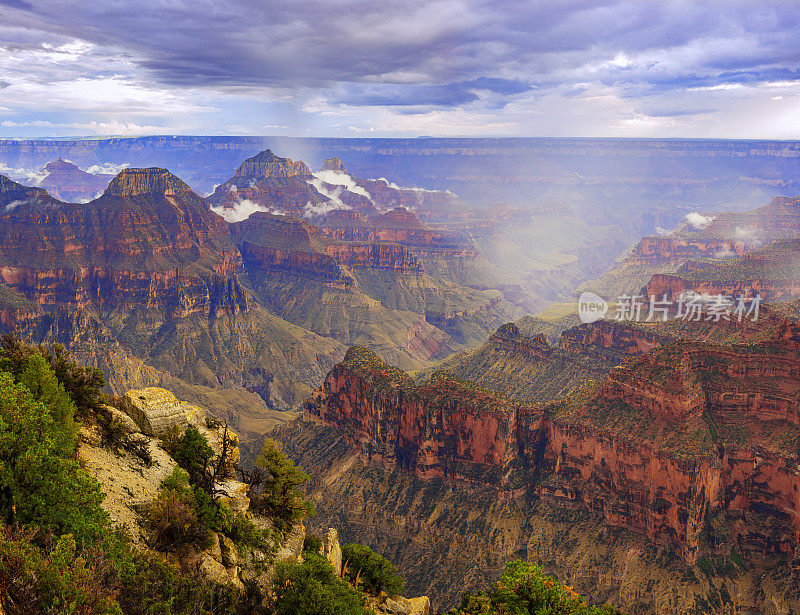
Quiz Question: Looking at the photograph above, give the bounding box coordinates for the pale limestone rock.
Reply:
[77,424,176,544]
[276,522,306,563]
[407,597,430,615]
[220,534,239,568]
[120,387,189,436]
[321,527,342,576]
[104,404,140,434]
[217,478,250,514]
[370,595,430,615]
[385,597,411,615]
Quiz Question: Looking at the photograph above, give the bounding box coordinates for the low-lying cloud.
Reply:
[685,212,716,230]
[86,162,130,175]
[312,170,371,200]
[303,199,351,219]
[0,162,47,185]
[211,199,282,223]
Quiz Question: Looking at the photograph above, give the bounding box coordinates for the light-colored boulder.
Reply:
[276,522,306,563]
[104,404,140,434]
[384,597,411,615]
[371,595,430,615]
[120,387,190,436]
[321,527,342,576]
[220,534,239,568]
[407,597,430,615]
[217,478,250,514]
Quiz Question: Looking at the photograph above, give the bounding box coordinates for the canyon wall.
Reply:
[303,333,800,571]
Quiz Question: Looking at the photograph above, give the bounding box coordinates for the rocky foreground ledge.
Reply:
[78,385,430,614]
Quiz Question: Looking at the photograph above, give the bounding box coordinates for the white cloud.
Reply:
[312,169,371,199]
[211,199,272,223]
[4,200,25,212]
[0,162,46,185]
[303,199,351,218]
[305,176,354,215]
[685,212,716,230]
[85,162,130,175]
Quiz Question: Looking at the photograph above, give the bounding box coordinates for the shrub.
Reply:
[145,487,211,551]
[273,551,370,615]
[158,424,184,457]
[0,336,105,419]
[116,548,241,615]
[249,438,315,527]
[0,371,109,547]
[42,343,105,418]
[227,514,271,552]
[0,526,119,615]
[453,560,624,615]
[121,435,153,467]
[172,426,216,488]
[341,543,404,595]
[303,534,322,555]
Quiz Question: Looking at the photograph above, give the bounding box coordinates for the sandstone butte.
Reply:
[0,167,246,316]
[303,322,800,568]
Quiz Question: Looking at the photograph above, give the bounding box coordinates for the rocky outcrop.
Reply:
[324,242,422,273]
[0,169,244,312]
[642,237,800,301]
[303,331,800,570]
[208,149,327,216]
[633,236,746,262]
[241,242,349,282]
[120,387,192,436]
[0,170,342,410]
[558,319,667,355]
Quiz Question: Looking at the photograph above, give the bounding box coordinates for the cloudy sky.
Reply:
[0,0,799,138]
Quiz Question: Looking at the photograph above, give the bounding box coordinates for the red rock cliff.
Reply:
[304,331,800,564]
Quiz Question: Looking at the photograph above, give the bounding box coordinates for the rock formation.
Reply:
[37,158,113,202]
[78,384,430,612]
[0,170,342,413]
[120,387,192,436]
[294,323,800,611]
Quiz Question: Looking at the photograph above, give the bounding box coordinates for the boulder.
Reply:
[216,478,250,514]
[120,387,190,436]
[321,527,342,576]
[104,404,140,434]
[220,534,239,568]
[276,522,306,563]
[372,596,430,615]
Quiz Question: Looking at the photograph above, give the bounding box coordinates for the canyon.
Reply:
[4,138,800,613]
[284,314,800,612]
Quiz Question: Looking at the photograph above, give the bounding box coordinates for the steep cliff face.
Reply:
[0,168,245,314]
[589,195,800,297]
[230,210,521,371]
[0,170,343,411]
[422,319,666,403]
[643,238,800,302]
[297,331,800,612]
[324,242,422,273]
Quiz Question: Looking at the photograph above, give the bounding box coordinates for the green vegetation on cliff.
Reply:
[451,560,623,615]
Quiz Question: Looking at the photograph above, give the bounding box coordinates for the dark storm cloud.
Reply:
[2,0,799,106]
[329,78,533,107]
